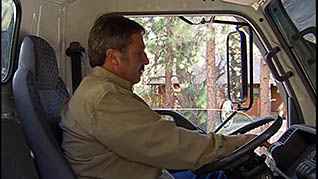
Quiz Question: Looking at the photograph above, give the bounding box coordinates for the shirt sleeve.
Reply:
[93,91,244,170]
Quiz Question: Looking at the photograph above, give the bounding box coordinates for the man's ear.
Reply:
[106,49,119,66]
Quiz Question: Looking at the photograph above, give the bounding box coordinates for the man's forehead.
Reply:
[130,33,145,48]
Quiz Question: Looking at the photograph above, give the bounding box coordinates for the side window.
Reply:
[131,15,287,137]
[1,0,19,83]
[266,0,316,92]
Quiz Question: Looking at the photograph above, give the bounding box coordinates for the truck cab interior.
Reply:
[1,0,316,178]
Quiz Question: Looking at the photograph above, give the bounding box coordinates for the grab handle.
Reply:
[264,47,293,82]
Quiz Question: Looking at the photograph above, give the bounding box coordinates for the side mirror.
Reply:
[299,26,316,43]
[226,29,248,104]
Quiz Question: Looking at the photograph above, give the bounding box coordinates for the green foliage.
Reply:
[132,16,242,127]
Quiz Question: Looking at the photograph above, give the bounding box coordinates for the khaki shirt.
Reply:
[60,66,244,179]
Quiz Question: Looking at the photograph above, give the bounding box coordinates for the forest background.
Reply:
[131,16,273,133]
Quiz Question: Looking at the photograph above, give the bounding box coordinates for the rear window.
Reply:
[1,0,19,82]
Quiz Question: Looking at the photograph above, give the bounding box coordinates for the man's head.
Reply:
[88,13,149,84]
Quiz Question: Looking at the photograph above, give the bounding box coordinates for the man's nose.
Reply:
[143,52,149,65]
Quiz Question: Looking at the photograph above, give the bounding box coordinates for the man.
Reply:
[60,13,266,179]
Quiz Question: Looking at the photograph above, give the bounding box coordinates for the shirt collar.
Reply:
[92,66,132,91]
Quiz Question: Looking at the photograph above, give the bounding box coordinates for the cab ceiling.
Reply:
[45,0,259,7]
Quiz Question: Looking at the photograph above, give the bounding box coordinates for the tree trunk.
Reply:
[259,55,271,117]
[259,55,271,154]
[164,18,174,108]
[206,23,218,132]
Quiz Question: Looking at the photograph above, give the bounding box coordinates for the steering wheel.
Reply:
[194,115,283,175]
[154,109,206,134]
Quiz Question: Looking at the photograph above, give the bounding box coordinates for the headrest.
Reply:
[18,35,59,90]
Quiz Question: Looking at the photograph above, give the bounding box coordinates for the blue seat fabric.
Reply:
[13,35,76,179]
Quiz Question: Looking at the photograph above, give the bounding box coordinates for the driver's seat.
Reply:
[12,35,77,179]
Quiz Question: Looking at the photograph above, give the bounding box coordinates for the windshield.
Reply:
[266,0,316,92]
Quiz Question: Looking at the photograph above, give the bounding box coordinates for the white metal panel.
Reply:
[222,0,258,6]
[37,1,63,50]
[117,0,224,11]
[65,0,256,51]
[20,0,40,37]
[66,0,117,51]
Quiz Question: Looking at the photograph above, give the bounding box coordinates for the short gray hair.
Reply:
[88,13,145,67]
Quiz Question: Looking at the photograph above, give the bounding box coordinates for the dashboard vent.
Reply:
[279,128,296,144]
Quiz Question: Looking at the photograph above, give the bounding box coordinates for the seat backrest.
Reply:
[12,35,77,179]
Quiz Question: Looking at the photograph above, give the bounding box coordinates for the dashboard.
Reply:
[268,124,316,179]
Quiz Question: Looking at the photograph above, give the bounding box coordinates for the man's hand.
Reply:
[238,133,270,148]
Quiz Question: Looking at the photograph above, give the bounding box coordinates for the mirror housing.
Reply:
[226,29,248,104]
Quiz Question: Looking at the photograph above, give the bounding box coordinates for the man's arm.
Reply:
[92,91,247,170]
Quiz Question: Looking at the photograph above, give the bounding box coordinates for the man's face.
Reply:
[116,33,149,85]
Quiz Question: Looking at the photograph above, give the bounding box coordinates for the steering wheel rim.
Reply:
[194,114,282,175]
[154,109,206,134]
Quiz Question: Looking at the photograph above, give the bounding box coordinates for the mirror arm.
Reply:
[178,16,194,25]
[213,110,238,133]
[226,33,231,99]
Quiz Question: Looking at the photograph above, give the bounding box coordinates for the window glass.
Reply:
[130,16,287,144]
[283,0,316,90]
[283,0,316,43]
[1,0,17,82]
[267,0,316,92]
